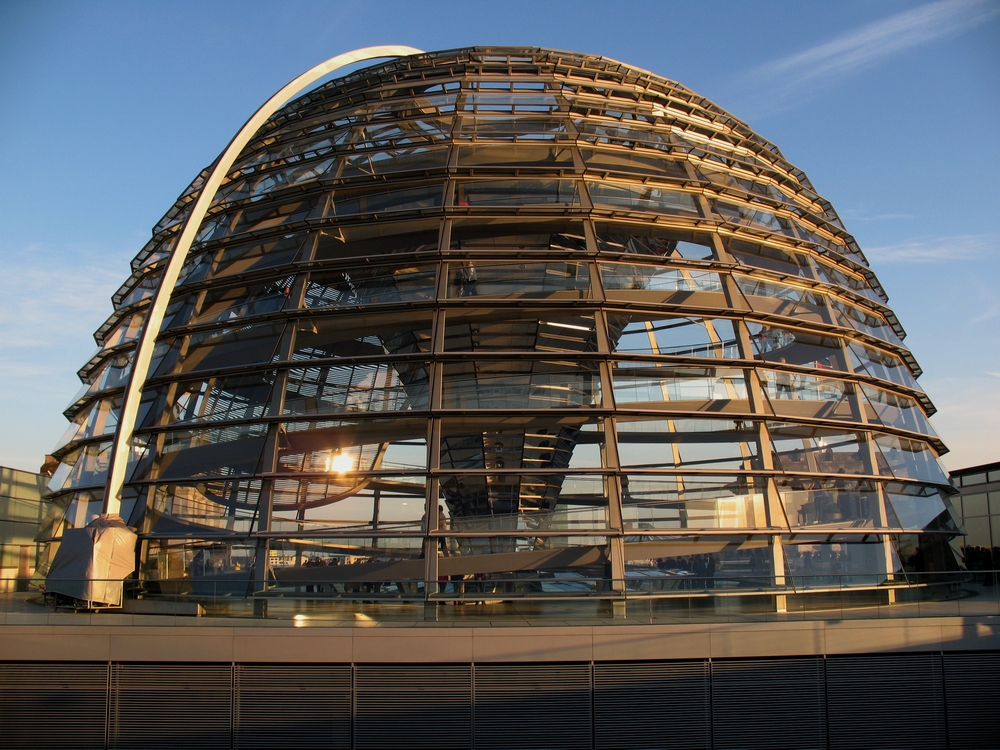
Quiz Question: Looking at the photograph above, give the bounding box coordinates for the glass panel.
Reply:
[784,537,888,586]
[461,91,561,112]
[312,221,440,263]
[139,480,261,536]
[198,195,321,243]
[768,423,871,475]
[459,116,570,140]
[829,299,902,346]
[734,275,829,323]
[775,477,880,529]
[588,181,700,215]
[438,475,609,531]
[457,144,574,167]
[747,322,846,370]
[759,370,859,422]
[713,200,799,238]
[611,364,749,411]
[582,148,688,178]
[699,167,789,203]
[446,261,590,299]
[859,384,937,437]
[962,493,989,517]
[443,310,598,353]
[812,258,881,302]
[276,419,428,474]
[61,491,105,531]
[442,360,601,409]
[884,483,957,532]
[449,219,587,253]
[594,223,715,261]
[616,417,761,471]
[166,276,296,330]
[608,314,740,359]
[624,537,772,591]
[139,540,255,595]
[349,118,454,149]
[574,120,673,150]
[266,537,426,594]
[47,442,113,492]
[130,425,268,483]
[621,475,769,531]
[141,372,277,428]
[290,312,433,361]
[217,158,337,205]
[873,433,949,484]
[727,238,815,279]
[455,179,580,206]
[117,271,162,310]
[100,312,145,351]
[335,146,449,178]
[848,341,920,390]
[282,362,429,415]
[961,473,987,487]
[600,263,724,294]
[152,321,284,376]
[180,234,307,284]
[302,265,436,308]
[322,183,443,217]
[436,536,609,595]
[270,476,425,535]
[54,397,122,450]
[439,416,608,524]
[440,415,607,472]
[86,353,133,395]
[896,533,963,573]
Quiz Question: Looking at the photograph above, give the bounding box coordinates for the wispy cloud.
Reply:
[920,374,1000,470]
[839,209,915,223]
[864,233,996,263]
[738,0,999,112]
[0,241,125,350]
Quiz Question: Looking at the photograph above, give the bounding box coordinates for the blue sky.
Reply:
[0,0,997,472]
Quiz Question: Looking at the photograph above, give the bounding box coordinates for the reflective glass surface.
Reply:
[48,47,954,607]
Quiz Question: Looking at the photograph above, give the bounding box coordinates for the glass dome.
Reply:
[41,47,961,610]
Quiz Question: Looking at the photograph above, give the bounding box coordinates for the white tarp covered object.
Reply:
[46,515,137,606]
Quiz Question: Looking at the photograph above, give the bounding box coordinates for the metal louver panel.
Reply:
[474,663,592,750]
[109,663,232,750]
[0,662,108,750]
[234,664,351,750]
[593,660,709,750]
[711,657,827,750]
[354,664,472,750]
[943,651,1000,750]
[827,653,945,750]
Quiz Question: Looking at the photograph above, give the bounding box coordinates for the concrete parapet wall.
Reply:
[1,615,998,663]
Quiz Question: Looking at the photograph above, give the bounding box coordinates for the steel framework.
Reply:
[40,46,961,609]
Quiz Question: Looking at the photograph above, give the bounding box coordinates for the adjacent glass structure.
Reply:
[40,47,961,605]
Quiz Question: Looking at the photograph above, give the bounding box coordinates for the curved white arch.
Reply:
[104,46,425,515]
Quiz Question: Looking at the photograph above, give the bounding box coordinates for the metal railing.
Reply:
[2,571,998,624]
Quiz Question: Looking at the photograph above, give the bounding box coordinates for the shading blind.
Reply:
[354,664,472,750]
[827,653,945,750]
[0,661,108,750]
[712,657,827,750]
[594,660,710,750]
[474,664,592,750]
[943,651,1000,750]
[109,663,232,750]
[235,664,351,749]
